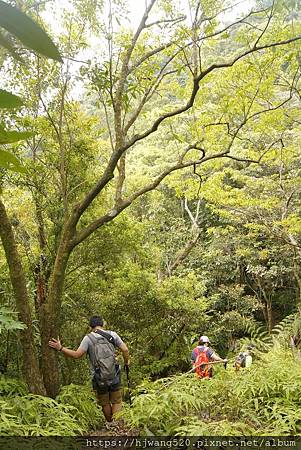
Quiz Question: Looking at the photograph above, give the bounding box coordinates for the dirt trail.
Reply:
[88,421,139,437]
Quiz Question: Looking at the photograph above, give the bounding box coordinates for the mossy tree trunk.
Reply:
[0,198,46,395]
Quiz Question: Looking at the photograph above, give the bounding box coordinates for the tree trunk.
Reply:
[256,276,274,334]
[39,219,75,398]
[168,232,200,276]
[39,301,60,398]
[0,198,46,395]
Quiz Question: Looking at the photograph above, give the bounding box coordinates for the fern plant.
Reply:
[56,383,104,431]
[0,379,105,435]
[236,311,301,356]
[0,394,83,436]
[122,343,301,436]
[0,376,28,396]
[0,307,26,333]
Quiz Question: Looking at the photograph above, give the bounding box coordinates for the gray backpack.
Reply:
[87,330,119,387]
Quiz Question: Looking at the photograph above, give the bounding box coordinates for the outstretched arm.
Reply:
[211,352,227,363]
[49,338,86,359]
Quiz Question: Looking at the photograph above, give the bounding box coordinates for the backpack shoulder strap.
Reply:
[87,331,116,349]
[93,329,116,346]
[87,332,97,345]
[195,346,209,355]
[193,346,200,359]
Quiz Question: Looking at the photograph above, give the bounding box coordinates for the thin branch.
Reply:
[181,47,195,77]
[145,15,186,28]
[184,197,196,225]
[254,0,275,49]
[128,42,174,75]
[184,198,201,230]
[243,82,262,121]
[246,82,297,124]
[198,0,251,26]
[29,0,51,9]
[204,121,230,133]
[99,91,114,149]
[60,56,90,64]
[124,66,179,134]
[67,181,88,199]
[66,263,87,277]
[38,94,60,141]
[195,198,201,222]
[228,137,285,165]
[108,0,115,111]
[197,6,270,44]
[114,0,157,133]
[282,191,296,221]
[242,20,264,32]
[168,232,200,274]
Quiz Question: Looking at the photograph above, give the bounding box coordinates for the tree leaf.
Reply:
[0,30,23,62]
[0,129,32,144]
[0,89,24,109]
[0,149,26,173]
[0,0,62,62]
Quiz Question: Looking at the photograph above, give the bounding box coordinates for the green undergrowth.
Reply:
[122,344,301,436]
[0,378,103,435]
[1,341,300,436]
[56,383,104,431]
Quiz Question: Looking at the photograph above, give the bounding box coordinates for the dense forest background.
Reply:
[0,0,301,437]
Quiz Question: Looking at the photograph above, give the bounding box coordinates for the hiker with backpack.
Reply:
[48,315,129,423]
[191,335,227,379]
[234,344,253,371]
